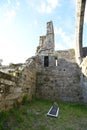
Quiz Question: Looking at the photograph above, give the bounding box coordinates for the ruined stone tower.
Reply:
[75,0,86,64]
[36,21,55,67]
[1,1,87,111]
[36,21,84,102]
[36,21,54,55]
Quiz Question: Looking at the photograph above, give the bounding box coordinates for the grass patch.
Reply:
[0,99,87,130]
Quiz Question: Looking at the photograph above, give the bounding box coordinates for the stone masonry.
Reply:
[0,71,21,111]
[0,0,87,111]
[75,0,86,64]
[36,21,54,55]
[0,57,37,111]
[36,21,83,102]
[35,20,87,102]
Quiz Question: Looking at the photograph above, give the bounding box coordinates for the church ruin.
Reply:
[35,21,82,102]
[0,0,87,111]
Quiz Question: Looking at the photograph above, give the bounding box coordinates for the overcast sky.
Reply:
[0,0,87,65]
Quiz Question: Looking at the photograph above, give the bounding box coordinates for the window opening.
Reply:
[55,57,58,66]
[44,56,49,67]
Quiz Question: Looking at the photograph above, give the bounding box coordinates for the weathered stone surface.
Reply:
[75,0,86,64]
[35,20,86,102]
[0,11,87,111]
[0,57,37,110]
[0,71,22,110]
[80,56,87,77]
[36,60,82,102]
[36,21,54,55]
[80,56,87,102]
[18,57,37,101]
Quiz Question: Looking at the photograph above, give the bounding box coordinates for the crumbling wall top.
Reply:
[36,21,54,55]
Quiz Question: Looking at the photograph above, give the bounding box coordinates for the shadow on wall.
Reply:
[36,58,87,103]
[0,55,87,111]
[80,56,87,103]
[0,71,22,111]
[0,56,38,111]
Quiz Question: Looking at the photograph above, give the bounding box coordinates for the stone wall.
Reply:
[55,49,76,63]
[80,56,87,103]
[83,47,87,57]
[18,57,37,101]
[0,57,37,111]
[36,21,54,55]
[1,16,87,111]
[36,49,83,102]
[0,51,87,112]
[35,20,87,102]
[0,71,22,111]
[75,0,86,64]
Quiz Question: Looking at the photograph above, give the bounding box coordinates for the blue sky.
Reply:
[0,0,87,65]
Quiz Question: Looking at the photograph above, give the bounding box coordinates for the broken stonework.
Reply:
[0,14,87,110]
[36,21,54,55]
[0,57,37,110]
[35,21,86,102]
[80,56,87,102]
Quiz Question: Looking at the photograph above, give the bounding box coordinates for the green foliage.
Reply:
[0,111,9,130]
[22,94,29,105]
[15,128,21,130]
[0,99,87,130]
[13,100,20,109]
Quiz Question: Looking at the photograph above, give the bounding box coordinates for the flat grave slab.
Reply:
[47,103,59,117]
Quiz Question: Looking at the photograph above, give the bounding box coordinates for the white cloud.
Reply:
[31,0,60,14]
[38,1,46,13]
[7,0,11,4]
[47,0,58,8]
[4,10,16,24]
[2,0,20,24]
[5,10,16,17]
[34,19,38,25]
[55,27,75,49]
[16,1,20,9]
[0,27,33,65]
[55,42,66,50]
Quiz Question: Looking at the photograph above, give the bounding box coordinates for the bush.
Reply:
[22,94,29,105]
[13,100,20,109]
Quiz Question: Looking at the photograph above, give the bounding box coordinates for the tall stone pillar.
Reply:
[36,21,54,55]
[75,0,86,64]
